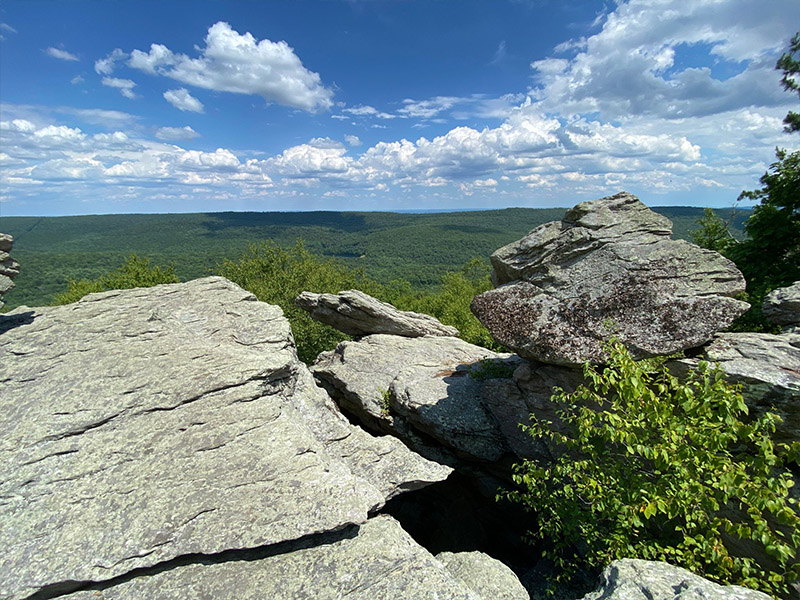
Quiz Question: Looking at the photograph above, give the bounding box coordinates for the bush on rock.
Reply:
[504,341,800,598]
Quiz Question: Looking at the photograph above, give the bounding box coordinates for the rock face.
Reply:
[0,233,20,309]
[437,551,531,600]
[580,559,771,600]
[471,192,749,365]
[763,281,800,328]
[311,334,513,464]
[0,277,459,600]
[296,289,459,337]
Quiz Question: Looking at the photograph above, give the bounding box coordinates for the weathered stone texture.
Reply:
[0,277,450,600]
[296,289,459,337]
[471,192,749,365]
[437,550,531,600]
[580,559,771,600]
[64,516,482,600]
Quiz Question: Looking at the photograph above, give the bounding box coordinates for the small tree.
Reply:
[777,32,800,134]
[504,341,800,597]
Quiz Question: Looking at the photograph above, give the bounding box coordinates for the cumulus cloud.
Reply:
[101,77,137,99]
[127,21,333,112]
[529,0,797,121]
[344,135,362,147]
[155,126,201,141]
[45,47,79,61]
[95,48,127,75]
[70,75,84,85]
[163,88,204,113]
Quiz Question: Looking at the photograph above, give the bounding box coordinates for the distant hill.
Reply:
[0,206,750,310]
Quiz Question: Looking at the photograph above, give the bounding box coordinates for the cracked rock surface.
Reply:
[0,277,451,600]
[471,192,749,365]
[0,233,20,309]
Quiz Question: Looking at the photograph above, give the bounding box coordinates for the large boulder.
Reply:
[436,550,531,600]
[296,289,459,337]
[0,277,453,600]
[579,559,770,600]
[471,193,749,365]
[763,281,800,328]
[0,233,20,309]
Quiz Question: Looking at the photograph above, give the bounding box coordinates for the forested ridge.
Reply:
[0,206,748,311]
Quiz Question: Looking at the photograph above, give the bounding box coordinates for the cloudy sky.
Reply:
[0,0,797,216]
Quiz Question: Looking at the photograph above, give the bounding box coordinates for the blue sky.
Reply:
[0,0,797,216]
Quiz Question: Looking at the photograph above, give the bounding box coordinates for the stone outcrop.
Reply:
[763,281,800,328]
[0,233,20,309]
[0,277,459,600]
[437,551,531,600]
[471,192,749,365]
[579,559,770,600]
[311,334,513,464]
[296,289,459,337]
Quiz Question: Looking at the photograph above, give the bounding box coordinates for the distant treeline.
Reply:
[1,206,749,311]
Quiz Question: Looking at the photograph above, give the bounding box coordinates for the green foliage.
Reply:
[378,388,392,416]
[504,341,800,597]
[777,31,800,134]
[391,258,504,352]
[54,255,180,305]
[469,357,517,380]
[691,208,737,254]
[218,240,381,365]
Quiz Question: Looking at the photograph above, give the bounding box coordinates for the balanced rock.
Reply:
[296,289,459,337]
[471,192,749,365]
[763,281,800,328]
[0,277,452,600]
[0,233,20,309]
[580,559,770,600]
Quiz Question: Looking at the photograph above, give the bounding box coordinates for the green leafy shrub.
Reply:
[504,341,800,597]
[54,255,179,305]
[218,240,384,364]
[469,357,517,379]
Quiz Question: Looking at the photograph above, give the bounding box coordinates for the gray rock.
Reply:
[471,193,748,365]
[64,516,482,600]
[580,559,770,600]
[763,281,800,327]
[296,289,459,337]
[0,277,450,600]
[0,233,19,308]
[437,550,530,600]
[311,334,511,462]
[669,330,800,445]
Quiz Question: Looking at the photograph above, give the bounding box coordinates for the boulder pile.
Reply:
[1,192,791,600]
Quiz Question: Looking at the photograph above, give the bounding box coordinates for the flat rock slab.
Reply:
[0,277,449,600]
[296,289,459,337]
[580,559,770,600]
[471,193,748,365]
[64,516,482,600]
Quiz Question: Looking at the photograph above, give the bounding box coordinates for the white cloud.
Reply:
[127,21,333,112]
[342,105,396,119]
[95,48,127,75]
[155,126,201,141]
[529,0,797,121]
[45,47,79,61]
[344,135,362,147]
[101,77,137,99]
[163,88,204,113]
[0,23,18,35]
[490,40,507,65]
[70,75,84,85]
